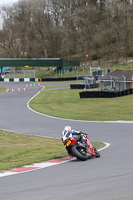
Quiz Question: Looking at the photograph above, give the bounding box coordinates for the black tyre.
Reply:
[71,145,89,161]
[94,148,100,158]
[95,152,100,158]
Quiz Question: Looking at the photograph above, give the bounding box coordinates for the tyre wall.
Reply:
[70,83,99,89]
[79,89,133,98]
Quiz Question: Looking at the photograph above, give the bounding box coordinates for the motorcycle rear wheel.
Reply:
[71,145,90,161]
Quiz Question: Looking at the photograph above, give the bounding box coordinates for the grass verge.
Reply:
[0,130,105,170]
[29,89,133,121]
[44,85,70,89]
[0,87,6,93]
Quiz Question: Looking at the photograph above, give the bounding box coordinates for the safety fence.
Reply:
[0,78,40,82]
[0,76,79,82]
[41,77,77,81]
[79,88,133,98]
[0,76,96,83]
[4,70,35,79]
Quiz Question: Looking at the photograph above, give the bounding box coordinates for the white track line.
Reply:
[98,142,110,151]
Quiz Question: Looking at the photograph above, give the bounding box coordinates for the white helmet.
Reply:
[64,126,72,132]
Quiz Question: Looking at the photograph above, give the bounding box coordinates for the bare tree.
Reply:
[0,0,133,64]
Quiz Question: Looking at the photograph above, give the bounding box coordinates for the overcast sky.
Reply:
[0,0,19,28]
[0,0,19,6]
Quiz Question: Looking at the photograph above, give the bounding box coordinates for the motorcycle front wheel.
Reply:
[71,145,90,161]
[94,147,100,158]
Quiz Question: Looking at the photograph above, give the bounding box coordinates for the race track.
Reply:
[0,82,133,200]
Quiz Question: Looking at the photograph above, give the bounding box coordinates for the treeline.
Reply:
[0,0,133,64]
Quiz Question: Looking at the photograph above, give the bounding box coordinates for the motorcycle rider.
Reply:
[62,126,85,141]
[62,126,100,158]
[62,126,87,154]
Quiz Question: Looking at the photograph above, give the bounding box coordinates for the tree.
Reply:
[0,0,133,64]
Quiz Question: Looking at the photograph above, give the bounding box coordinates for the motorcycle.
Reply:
[63,133,100,161]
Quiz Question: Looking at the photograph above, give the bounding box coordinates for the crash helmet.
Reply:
[64,126,72,132]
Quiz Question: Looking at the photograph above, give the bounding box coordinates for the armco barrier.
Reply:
[0,76,93,82]
[0,78,39,82]
[41,76,93,82]
[79,89,133,98]
[42,77,77,82]
[70,84,85,89]
[0,77,76,82]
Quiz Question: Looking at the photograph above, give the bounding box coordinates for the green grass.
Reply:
[0,130,67,170]
[0,87,6,93]
[29,89,133,121]
[0,130,104,170]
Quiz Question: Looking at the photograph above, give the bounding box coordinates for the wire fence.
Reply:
[5,70,35,78]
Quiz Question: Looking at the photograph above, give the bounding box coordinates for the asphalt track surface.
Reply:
[0,82,133,200]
